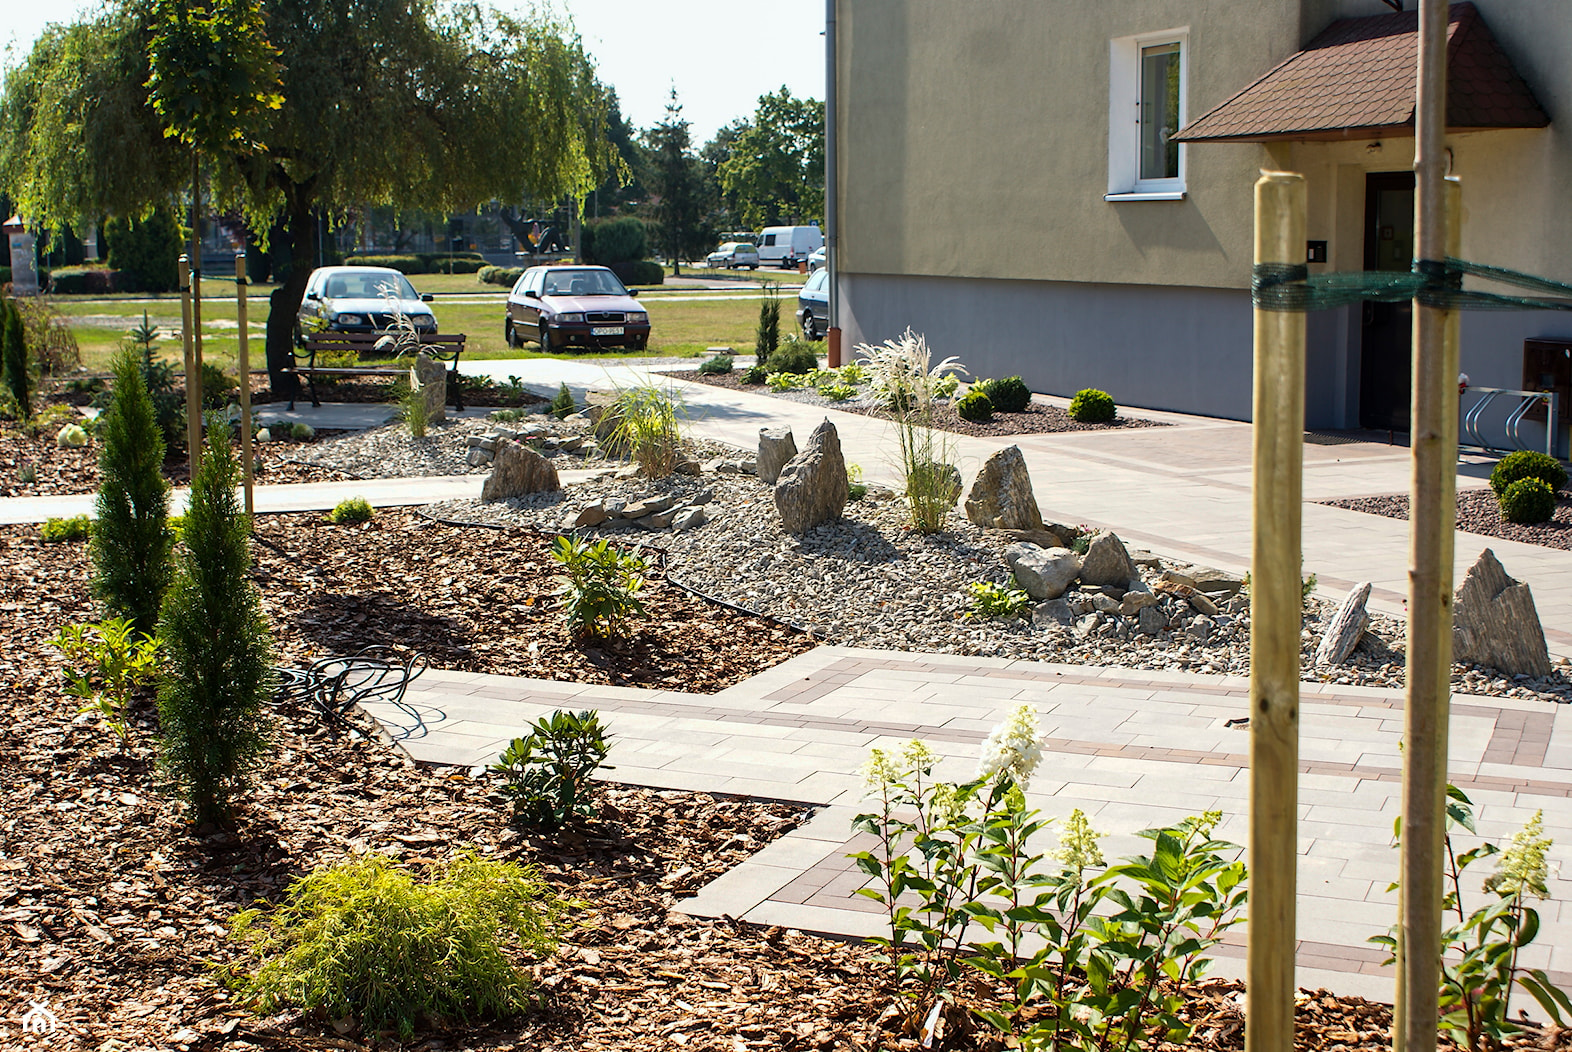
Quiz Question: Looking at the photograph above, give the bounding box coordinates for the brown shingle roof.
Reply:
[1173,2,1547,143]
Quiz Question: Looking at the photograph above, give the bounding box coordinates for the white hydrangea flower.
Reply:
[977,702,1043,789]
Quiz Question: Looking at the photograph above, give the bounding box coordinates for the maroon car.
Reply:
[503,265,651,352]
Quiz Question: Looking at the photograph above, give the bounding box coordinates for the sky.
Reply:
[0,0,827,145]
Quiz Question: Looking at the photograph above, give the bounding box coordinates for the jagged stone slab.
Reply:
[1453,549,1552,677]
[481,441,560,502]
[964,445,1044,530]
[1316,582,1372,666]
[774,420,849,534]
[757,427,799,485]
[1005,544,1081,601]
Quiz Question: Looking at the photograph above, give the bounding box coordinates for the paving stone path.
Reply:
[358,644,1572,1003]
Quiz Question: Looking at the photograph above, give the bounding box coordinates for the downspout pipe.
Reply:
[825,0,842,367]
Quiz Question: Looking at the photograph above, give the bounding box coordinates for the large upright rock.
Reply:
[410,350,447,423]
[1453,549,1552,677]
[1005,544,1080,600]
[964,445,1044,530]
[757,427,799,484]
[481,441,560,502]
[1078,530,1137,587]
[1316,582,1372,666]
[774,420,849,533]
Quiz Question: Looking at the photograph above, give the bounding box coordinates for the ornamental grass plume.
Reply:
[977,701,1044,789]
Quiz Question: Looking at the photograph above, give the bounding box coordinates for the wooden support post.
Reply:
[178,255,201,461]
[1248,170,1306,1052]
[236,253,254,517]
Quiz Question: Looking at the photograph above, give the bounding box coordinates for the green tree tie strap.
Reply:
[1252,258,1572,313]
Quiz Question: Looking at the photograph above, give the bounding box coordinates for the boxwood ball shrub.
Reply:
[1068,387,1116,423]
[1489,450,1567,497]
[956,388,994,422]
[1499,477,1557,524]
[980,375,1032,413]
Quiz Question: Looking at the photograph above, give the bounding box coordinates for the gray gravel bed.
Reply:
[1322,488,1572,552]
[423,466,1572,706]
[285,416,604,480]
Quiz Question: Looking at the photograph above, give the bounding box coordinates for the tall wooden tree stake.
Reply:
[1249,170,1305,1052]
[236,252,255,516]
[1397,0,1461,1045]
[178,255,201,459]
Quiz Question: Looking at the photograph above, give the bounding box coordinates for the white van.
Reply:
[756,224,823,269]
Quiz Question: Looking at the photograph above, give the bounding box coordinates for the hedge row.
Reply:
[478,265,523,287]
[49,266,121,295]
[475,261,666,288]
[343,253,487,275]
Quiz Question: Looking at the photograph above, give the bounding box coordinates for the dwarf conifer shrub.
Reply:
[1500,477,1557,524]
[157,425,273,825]
[42,514,93,542]
[698,353,733,375]
[91,350,173,635]
[766,333,819,375]
[754,282,781,363]
[326,497,375,525]
[1,298,30,420]
[956,388,994,422]
[1068,388,1116,423]
[549,382,577,419]
[229,853,566,1039]
[980,375,1031,413]
[1490,450,1566,498]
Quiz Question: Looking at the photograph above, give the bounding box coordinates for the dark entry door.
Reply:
[1359,172,1415,430]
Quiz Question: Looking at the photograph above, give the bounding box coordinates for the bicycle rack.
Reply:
[1460,387,1559,458]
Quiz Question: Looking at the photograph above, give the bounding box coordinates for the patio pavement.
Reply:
[357,643,1572,1005]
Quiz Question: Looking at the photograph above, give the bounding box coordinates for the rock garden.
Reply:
[4,314,1571,1051]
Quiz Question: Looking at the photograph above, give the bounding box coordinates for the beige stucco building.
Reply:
[833,0,1572,444]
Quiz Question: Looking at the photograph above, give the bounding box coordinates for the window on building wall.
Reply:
[1108,29,1188,200]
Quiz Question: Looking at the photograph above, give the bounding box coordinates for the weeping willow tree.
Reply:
[0,0,623,393]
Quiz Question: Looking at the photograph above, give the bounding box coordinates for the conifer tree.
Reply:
[157,423,272,825]
[91,348,172,633]
[1,298,29,420]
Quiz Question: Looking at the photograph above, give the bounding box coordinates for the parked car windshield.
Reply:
[324,270,419,300]
[542,269,628,297]
[805,269,828,291]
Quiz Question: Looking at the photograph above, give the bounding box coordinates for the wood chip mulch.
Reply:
[673,371,1163,438]
[1321,487,1572,552]
[0,522,1551,1050]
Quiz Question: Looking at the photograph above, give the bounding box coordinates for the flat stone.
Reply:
[672,506,708,531]
[1137,605,1167,636]
[1091,593,1121,614]
[1078,531,1137,587]
[1120,587,1159,616]
[465,447,493,467]
[620,502,651,519]
[481,441,560,502]
[633,510,676,530]
[1191,567,1246,597]
[1032,598,1074,626]
[1001,527,1068,549]
[1453,549,1552,677]
[573,503,609,528]
[1004,545,1080,601]
[964,445,1044,530]
[1127,549,1163,569]
[674,459,701,475]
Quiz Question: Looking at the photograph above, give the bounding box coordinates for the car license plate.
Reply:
[591,326,624,336]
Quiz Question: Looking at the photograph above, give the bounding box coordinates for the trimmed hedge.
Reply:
[478,265,524,287]
[1500,477,1557,524]
[344,253,487,275]
[48,266,121,295]
[1068,388,1116,424]
[608,260,664,287]
[583,217,649,266]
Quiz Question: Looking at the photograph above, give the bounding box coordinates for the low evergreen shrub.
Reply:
[42,514,93,542]
[1500,477,1557,524]
[698,353,734,375]
[478,265,524,287]
[47,266,120,295]
[326,497,375,525]
[979,375,1031,413]
[157,425,274,825]
[1068,387,1116,423]
[229,853,566,1039]
[1490,450,1567,497]
[91,350,173,634]
[766,334,818,375]
[956,388,994,422]
[549,382,577,420]
[199,362,235,410]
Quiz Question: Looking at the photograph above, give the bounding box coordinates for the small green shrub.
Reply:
[1500,477,1557,524]
[608,259,665,287]
[42,514,93,542]
[956,388,994,422]
[229,853,566,1040]
[741,364,767,385]
[1,298,29,420]
[478,265,524,287]
[492,709,613,828]
[1068,387,1116,424]
[754,282,781,363]
[766,334,819,375]
[767,370,806,391]
[698,353,734,375]
[838,361,869,385]
[489,407,527,423]
[288,422,315,442]
[551,534,648,639]
[198,362,235,410]
[980,375,1031,413]
[549,382,577,420]
[326,497,375,525]
[603,384,683,477]
[1490,450,1567,497]
[847,463,868,501]
[51,616,160,743]
[966,580,1030,618]
[47,265,118,295]
[819,383,856,401]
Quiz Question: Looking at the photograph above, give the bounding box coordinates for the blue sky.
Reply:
[0,0,827,144]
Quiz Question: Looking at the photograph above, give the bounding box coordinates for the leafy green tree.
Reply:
[0,1,621,395]
[91,349,173,635]
[103,206,184,292]
[645,90,703,276]
[719,88,825,228]
[157,422,272,825]
[1,298,29,420]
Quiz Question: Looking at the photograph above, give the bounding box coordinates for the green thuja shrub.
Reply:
[1500,477,1557,524]
[1490,450,1566,497]
[979,375,1031,413]
[1,298,30,420]
[229,852,566,1039]
[754,282,781,363]
[698,353,733,375]
[549,382,577,420]
[1068,387,1116,423]
[157,425,273,825]
[91,350,173,634]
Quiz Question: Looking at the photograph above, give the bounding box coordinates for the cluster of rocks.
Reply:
[562,489,712,533]
[466,424,592,467]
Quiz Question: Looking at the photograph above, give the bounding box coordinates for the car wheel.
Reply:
[539,325,556,351]
[505,320,519,348]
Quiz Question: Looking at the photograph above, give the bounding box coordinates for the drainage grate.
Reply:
[1304,431,1364,446]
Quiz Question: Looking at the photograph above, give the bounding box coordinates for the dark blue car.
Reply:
[796,267,828,340]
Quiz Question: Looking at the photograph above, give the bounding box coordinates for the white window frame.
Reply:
[1107,27,1189,201]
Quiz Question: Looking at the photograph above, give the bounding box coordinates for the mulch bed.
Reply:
[1321,487,1572,551]
[674,371,1162,438]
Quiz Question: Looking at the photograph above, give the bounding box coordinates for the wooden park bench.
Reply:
[281,331,468,411]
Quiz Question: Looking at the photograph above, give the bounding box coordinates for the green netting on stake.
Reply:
[1252,257,1572,313]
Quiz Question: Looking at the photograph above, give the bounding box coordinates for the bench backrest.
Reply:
[301,331,466,361]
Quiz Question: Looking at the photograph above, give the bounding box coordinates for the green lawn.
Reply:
[46,281,771,373]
